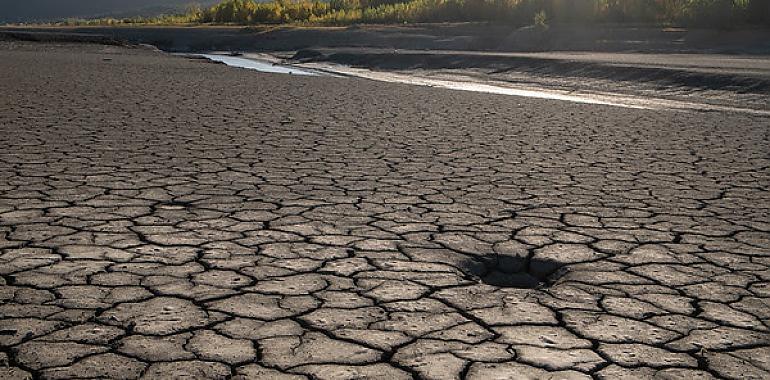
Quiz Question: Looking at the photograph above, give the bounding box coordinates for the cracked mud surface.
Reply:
[1,41,769,379]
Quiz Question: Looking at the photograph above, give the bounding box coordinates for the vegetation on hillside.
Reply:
[55,0,770,27]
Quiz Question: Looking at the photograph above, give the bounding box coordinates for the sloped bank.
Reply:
[292,48,770,97]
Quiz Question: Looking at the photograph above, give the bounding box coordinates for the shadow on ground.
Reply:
[458,254,569,289]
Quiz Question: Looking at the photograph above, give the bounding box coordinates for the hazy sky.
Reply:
[0,0,216,22]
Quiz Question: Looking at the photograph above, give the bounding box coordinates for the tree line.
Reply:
[58,0,770,27]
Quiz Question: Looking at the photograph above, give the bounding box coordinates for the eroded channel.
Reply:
[193,53,770,115]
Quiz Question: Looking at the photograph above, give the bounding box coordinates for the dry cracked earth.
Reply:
[0,41,769,379]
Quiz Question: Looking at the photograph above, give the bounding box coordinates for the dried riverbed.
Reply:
[1,41,769,379]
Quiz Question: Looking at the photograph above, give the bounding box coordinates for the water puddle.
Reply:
[198,54,320,76]
[191,54,770,116]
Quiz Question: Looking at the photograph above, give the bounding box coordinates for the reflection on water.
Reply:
[199,54,319,76]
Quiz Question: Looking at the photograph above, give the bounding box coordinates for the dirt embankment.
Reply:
[2,24,770,53]
[292,48,770,97]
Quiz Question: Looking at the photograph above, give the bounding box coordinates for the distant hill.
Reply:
[0,0,219,23]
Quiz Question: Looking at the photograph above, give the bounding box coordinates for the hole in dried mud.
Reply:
[459,254,568,289]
